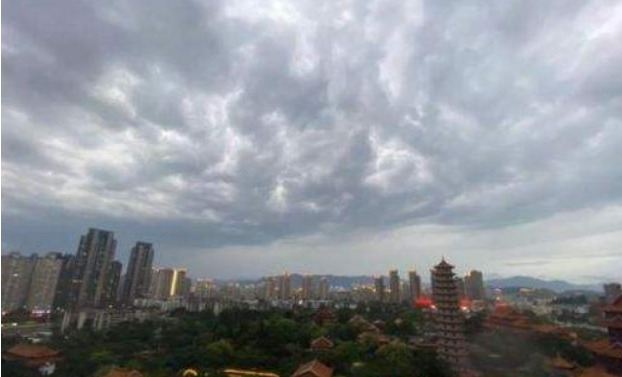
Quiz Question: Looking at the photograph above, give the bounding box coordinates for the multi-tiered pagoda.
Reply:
[432,258,471,376]
[586,294,622,375]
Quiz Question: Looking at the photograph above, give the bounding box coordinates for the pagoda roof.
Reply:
[603,294,622,313]
[310,336,334,350]
[435,258,455,269]
[574,366,619,377]
[584,338,622,359]
[291,360,333,377]
[102,368,144,377]
[546,354,575,370]
[5,343,60,359]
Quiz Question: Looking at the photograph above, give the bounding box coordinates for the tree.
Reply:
[205,339,234,368]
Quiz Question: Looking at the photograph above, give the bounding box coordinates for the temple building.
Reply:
[310,336,334,351]
[291,360,333,377]
[586,294,622,375]
[431,258,471,376]
[2,343,62,375]
[484,304,532,332]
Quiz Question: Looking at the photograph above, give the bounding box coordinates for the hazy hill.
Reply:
[485,276,600,293]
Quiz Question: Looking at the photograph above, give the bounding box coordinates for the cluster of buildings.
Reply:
[261,274,330,301]
[368,267,485,307]
[2,227,487,321]
[1,228,195,332]
[2,229,155,313]
[4,237,621,377]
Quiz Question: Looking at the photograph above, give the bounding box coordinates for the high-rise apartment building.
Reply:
[69,228,117,308]
[374,275,385,302]
[301,275,314,300]
[1,252,37,312]
[464,270,485,300]
[26,252,65,311]
[52,254,76,310]
[408,270,421,300]
[148,267,187,299]
[150,268,174,300]
[178,274,192,298]
[319,277,330,300]
[195,279,216,298]
[279,273,291,300]
[121,242,154,305]
[455,277,467,299]
[103,260,122,305]
[171,269,187,297]
[264,276,277,300]
[389,269,400,304]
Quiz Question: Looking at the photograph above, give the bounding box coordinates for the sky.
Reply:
[2,0,622,283]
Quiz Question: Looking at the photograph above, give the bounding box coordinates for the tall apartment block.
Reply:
[121,242,154,305]
[389,269,401,304]
[69,228,117,309]
[1,252,37,312]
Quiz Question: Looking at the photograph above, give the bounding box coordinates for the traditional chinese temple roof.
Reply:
[310,336,334,350]
[102,368,144,377]
[291,360,333,377]
[5,343,60,359]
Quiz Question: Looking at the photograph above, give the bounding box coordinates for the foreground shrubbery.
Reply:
[18,305,450,377]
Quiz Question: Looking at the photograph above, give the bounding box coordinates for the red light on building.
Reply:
[414,296,433,309]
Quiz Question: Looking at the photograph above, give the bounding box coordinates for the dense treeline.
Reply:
[18,304,451,377]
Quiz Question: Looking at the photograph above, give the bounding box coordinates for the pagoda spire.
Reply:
[432,257,471,375]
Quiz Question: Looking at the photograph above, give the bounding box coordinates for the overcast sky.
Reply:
[2,0,622,283]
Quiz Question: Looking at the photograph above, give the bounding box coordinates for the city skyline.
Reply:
[3,1,622,283]
[1,225,620,284]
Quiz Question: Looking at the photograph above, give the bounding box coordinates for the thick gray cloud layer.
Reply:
[2,0,622,279]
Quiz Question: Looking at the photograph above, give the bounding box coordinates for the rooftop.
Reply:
[291,359,333,377]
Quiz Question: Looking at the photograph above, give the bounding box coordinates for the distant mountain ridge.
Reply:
[216,274,603,293]
[485,276,601,293]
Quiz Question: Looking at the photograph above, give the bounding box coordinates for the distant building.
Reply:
[374,276,385,303]
[52,254,77,310]
[279,273,291,300]
[264,276,277,300]
[103,261,122,305]
[408,270,421,300]
[179,275,192,298]
[148,267,187,299]
[319,277,330,300]
[170,269,187,297]
[431,258,470,375]
[2,252,38,312]
[150,268,174,300]
[61,307,158,332]
[301,275,314,300]
[604,283,622,303]
[454,276,467,299]
[69,228,117,309]
[26,253,65,311]
[389,270,400,303]
[464,270,485,300]
[121,242,154,305]
[194,279,216,298]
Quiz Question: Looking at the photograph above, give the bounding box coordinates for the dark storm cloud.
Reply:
[2,0,622,272]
